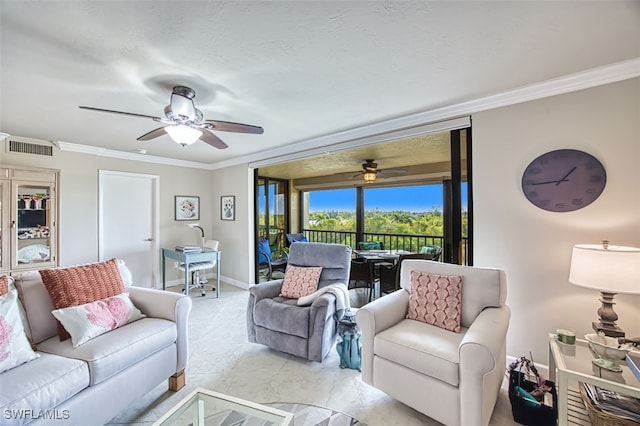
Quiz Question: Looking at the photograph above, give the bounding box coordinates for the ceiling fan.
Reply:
[353,159,407,183]
[79,85,263,149]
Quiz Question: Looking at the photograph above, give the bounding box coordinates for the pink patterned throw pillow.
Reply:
[407,271,462,333]
[280,265,323,298]
[0,288,40,373]
[51,293,145,348]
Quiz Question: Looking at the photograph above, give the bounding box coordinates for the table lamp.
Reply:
[187,223,205,248]
[568,241,640,338]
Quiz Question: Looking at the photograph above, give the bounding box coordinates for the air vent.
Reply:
[6,137,54,156]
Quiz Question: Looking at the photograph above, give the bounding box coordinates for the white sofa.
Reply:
[0,261,191,426]
[356,260,510,426]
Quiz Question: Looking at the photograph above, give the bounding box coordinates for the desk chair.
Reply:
[177,240,219,296]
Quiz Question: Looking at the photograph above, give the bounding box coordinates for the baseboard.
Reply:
[158,273,249,290]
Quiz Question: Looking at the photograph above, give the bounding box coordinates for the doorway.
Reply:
[254,175,289,283]
[98,170,159,287]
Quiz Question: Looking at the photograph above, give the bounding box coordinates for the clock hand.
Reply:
[530,178,570,186]
[555,166,577,186]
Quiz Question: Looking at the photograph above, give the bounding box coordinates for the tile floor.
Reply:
[107,284,517,425]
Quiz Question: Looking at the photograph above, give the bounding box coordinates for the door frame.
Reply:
[254,173,290,284]
[98,170,160,287]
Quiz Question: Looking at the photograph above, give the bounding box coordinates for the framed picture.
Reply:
[175,196,200,221]
[221,195,235,221]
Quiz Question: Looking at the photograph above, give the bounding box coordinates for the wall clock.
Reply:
[521,149,606,212]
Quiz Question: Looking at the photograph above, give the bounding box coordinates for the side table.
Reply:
[548,333,640,425]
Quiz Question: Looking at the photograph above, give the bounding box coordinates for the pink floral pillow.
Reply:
[0,288,40,373]
[407,271,462,333]
[280,265,323,298]
[51,293,145,348]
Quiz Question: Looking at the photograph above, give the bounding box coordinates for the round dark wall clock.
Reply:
[521,149,606,212]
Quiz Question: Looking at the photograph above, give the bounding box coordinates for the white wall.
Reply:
[0,149,215,286]
[473,78,640,364]
[210,164,255,288]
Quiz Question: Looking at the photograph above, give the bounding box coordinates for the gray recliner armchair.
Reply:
[247,242,352,362]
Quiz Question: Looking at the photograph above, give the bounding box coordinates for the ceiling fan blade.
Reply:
[137,127,167,141]
[382,168,408,174]
[378,169,408,178]
[200,129,229,149]
[79,106,162,121]
[205,120,264,134]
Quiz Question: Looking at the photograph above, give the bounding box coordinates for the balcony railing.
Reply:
[300,229,469,264]
[257,227,469,264]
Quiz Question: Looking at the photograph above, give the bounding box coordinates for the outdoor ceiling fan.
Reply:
[79,85,263,149]
[353,160,407,184]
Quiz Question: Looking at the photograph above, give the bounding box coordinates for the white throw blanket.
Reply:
[297,283,351,317]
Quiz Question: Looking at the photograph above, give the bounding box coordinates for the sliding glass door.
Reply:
[255,175,289,283]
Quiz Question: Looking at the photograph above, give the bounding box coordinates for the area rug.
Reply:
[204,402,367,426]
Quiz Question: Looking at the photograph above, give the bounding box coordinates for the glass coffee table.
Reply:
[153,388,293,426]
[548,333,640,425]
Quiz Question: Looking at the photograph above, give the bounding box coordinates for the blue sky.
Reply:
[309,184,468,212]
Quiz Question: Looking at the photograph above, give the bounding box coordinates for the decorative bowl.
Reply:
[585,333,634,360]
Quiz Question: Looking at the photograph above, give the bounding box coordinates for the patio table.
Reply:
[354,249,414,263]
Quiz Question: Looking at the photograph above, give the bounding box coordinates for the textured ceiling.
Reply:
[259,132,453,180]
[1,1,639,166]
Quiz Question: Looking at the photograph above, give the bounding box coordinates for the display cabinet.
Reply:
[0,165,59,274]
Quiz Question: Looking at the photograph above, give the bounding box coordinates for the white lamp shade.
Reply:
[569,244,640,294]
[165,125,202,146]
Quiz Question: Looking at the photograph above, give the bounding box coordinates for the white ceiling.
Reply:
[1,1,639,168]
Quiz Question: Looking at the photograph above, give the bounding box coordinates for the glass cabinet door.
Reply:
[12,181,56,270]
[0,180,8,272]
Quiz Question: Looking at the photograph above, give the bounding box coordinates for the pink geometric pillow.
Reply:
[0,275,9,296]
[407,271,462,333]
[279,265,323,299]
[51,293,145,348]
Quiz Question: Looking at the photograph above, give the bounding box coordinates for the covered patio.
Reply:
[254,125,472,283]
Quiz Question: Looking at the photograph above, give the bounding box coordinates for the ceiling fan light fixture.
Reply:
[363,171,377,183]
[166,125,202,146]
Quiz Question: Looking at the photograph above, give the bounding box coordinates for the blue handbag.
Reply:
[336,313,362,371]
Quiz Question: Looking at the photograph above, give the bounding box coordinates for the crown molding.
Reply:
[47,58,640,170]
[216,57,640,170]
[56,141,213,170]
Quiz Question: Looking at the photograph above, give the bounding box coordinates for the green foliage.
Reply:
[309,208,468,238]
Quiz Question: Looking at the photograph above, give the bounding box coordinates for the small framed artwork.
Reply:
[175,196,200,221]
[221,195,235,221]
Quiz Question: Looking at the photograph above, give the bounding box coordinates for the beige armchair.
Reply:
[356,260,510,426]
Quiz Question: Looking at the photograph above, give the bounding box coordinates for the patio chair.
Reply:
[285,232,308,246]
[258,236,288,280]
[379,253,436,294]
[348,259,375,302]
[358,241,385,250]
[420,244,443,261]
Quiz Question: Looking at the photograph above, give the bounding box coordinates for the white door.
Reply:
[99,170,159,288]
